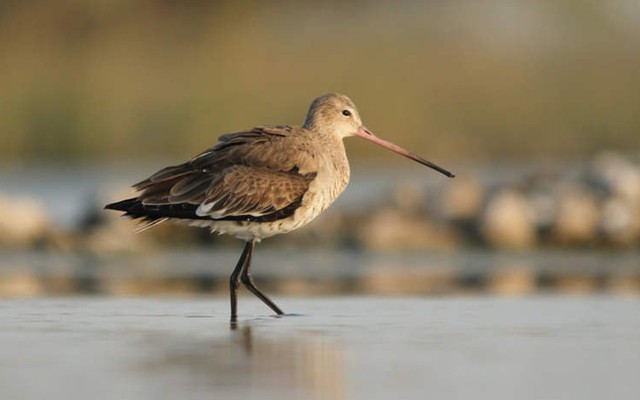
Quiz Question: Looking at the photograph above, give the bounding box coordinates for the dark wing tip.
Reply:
[104,198,138,212]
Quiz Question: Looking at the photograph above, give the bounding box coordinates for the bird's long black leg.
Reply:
[240,240,284,316]
[229,241,252,323]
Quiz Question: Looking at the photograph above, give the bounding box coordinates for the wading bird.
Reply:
[106,93,454,322]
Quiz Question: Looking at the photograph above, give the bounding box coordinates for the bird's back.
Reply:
[106,124,350,239]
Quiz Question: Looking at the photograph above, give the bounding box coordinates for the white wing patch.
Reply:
[196,201,269,219]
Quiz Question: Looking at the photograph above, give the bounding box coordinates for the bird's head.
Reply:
[303,93,455,178]
[303,93,363,139]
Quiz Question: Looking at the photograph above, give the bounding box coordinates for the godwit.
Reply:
[106,93,454,322]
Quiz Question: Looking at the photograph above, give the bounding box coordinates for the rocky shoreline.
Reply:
[2,152,638,252]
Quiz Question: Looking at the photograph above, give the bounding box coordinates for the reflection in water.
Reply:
[2,298,639,400]
[139,322,345,400]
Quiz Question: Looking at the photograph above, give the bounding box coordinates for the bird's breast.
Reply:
[295,141,350,225]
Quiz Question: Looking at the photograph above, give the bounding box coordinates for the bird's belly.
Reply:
[188,209,326,242]
[188,219,299,242]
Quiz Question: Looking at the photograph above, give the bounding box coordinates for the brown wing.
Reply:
[131,126,318,219]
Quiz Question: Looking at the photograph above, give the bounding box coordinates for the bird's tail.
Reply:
[104,198,168,231]
[104,198,139,213]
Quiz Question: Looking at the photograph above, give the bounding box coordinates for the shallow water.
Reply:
[2,248,639,298]
[1,296,639,400]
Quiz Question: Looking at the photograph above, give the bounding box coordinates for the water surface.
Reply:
[1,296,638,400]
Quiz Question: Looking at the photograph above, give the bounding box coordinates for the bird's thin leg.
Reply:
[229,241,252,323]
[240,240,284,316]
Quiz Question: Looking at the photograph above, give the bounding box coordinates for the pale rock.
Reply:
[589,152,640,204]
[600,198,640,246]
[480,189,536,249]
[552,185,600,244]
[0,195,51,248]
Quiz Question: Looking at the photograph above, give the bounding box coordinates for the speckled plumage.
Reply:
[105,93,453,322]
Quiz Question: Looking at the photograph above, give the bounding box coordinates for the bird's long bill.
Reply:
[356,126,455,178]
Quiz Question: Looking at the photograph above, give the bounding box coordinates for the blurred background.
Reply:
[2,2,640,400]
[0,0,639,296]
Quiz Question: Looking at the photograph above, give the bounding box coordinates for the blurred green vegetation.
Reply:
[1,0,639,164]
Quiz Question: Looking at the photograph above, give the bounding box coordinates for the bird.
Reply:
[105,93,454,323]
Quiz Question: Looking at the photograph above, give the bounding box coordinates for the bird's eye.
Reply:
[341,109,352,117]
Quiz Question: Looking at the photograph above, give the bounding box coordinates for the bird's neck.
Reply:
[320,129,350,185]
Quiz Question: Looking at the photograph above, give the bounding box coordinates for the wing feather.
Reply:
[131,126,318,221]
[197,165,312,217]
